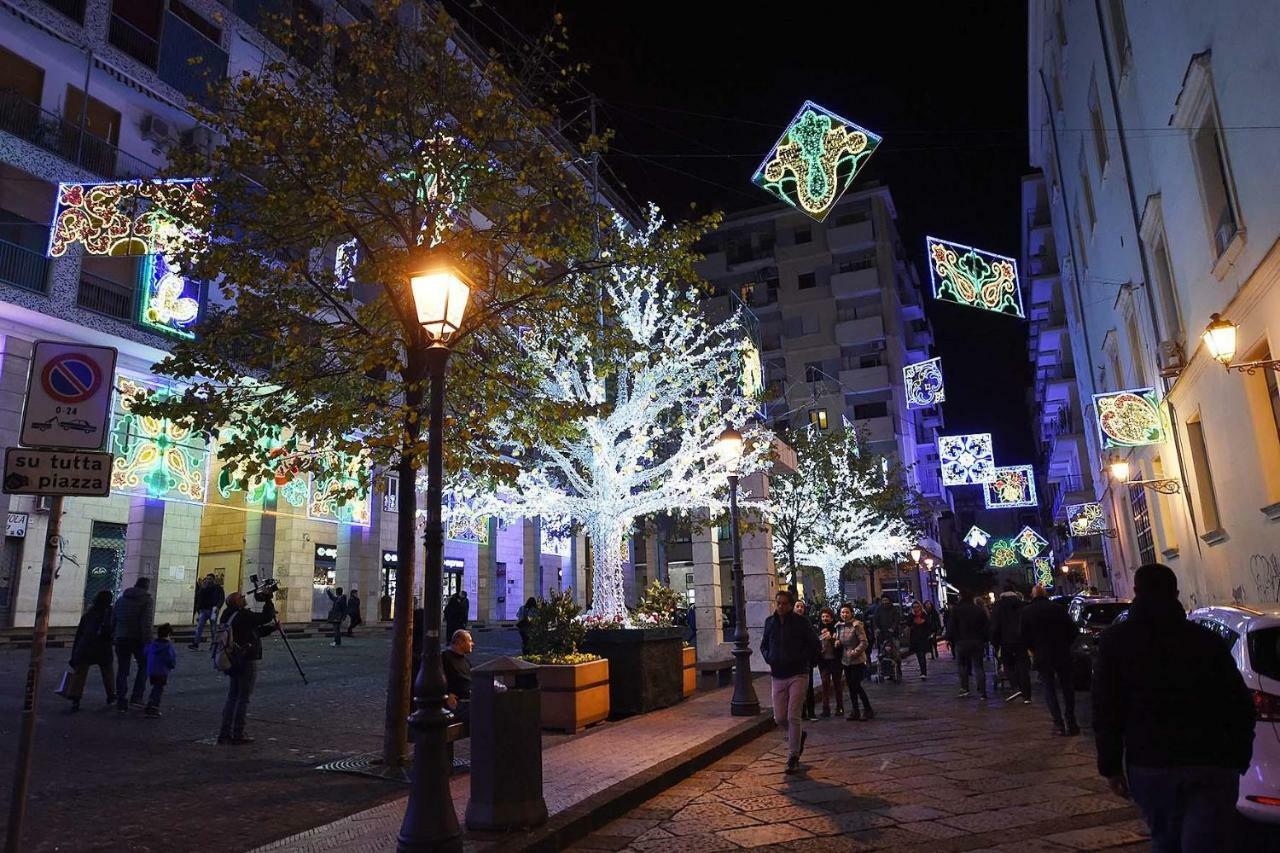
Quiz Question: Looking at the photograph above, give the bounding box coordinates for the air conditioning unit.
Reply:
[141,114,176,144]
[1157,339,1185,377]
[181,125,217,152]
[1214,221,1236,257]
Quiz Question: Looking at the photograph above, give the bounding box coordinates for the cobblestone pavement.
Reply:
[0,626,522,852]
[574,653,1154,852]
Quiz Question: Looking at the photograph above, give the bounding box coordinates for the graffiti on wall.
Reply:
[1251,554,1280,603]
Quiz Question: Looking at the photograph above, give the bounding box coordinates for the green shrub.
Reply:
[525,588,587,660]
[635,579,681,626]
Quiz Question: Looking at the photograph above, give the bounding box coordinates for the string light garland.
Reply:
[925,236,1024,318]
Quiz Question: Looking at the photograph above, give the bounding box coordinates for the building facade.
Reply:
[1029,0,1280,604]
[693,186,951,603]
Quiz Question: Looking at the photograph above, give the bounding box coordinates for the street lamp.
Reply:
[1202,313,1280,374]
[399,262,473,853]
[909,546,923,564]
[923,556,935,571]
[1105,454,1180,495]
[717,425,761,717]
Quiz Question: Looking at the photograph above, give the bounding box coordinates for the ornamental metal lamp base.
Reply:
[729,644,760,716]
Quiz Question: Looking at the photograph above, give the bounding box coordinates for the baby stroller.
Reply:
[874,635,902,683]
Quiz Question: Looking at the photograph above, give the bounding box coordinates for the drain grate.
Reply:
[315,751,468,782]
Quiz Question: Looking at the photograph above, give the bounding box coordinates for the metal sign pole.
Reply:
[5,494,63,853]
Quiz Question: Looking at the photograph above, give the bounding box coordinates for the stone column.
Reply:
[691,510,727,662]
[337,516,378,600]
[740,471,777,673]
[0,336,32,535]
[473,518,497,624]
[241,499,277,593]
[121,496,164,597]
[154,500,202,625]
[522,517,541,605]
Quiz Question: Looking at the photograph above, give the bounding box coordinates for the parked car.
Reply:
[1188,605,1280,824]
[1069,595,1132,689]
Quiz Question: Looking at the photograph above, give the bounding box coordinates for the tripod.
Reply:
[268,610,308,685]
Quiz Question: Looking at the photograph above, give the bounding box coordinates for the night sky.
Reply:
[447,2,1035,462]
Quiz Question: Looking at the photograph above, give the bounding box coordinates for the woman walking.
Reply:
[924,600,942,659]
[908,601,932,679]
[63,590,115,711]
[817,607,844,718]
[835,604,874,721]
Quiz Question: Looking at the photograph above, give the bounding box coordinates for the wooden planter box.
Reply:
[682,644,696,698]
[583,626,684,717]
[536,658,610,734]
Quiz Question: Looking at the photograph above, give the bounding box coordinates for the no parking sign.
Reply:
[19,341,118,451]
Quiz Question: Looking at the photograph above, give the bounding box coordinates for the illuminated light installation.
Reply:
[983,465,1038,509]
[925,236,1024,318]
[1013,526,1049,561]
[138,253,202,338]
[309,451,372,527]
[1092,387,1167,449]
[111,376,209,503]
[938,433,996,486]
[963,525,991,549]
[903,357,945,409]
[214,431,310,511]
[1034,554,1055,587]
[752,101,882,222]
[988,538,1019,568]
[1067,502,1109,537]
[444,492,489,544]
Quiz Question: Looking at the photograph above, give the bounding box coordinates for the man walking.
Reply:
[948,589,988,699]
[325,586,347,647]
[444,592,467,643]
[760,589,820,774]
[346,588,362,636]
[190,573,225,649]
[1093,564,1254,851]
[1021,584,1078,735]
[990,583,1032,704]
[113,577,155,712]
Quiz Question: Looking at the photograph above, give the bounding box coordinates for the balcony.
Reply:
[854,414,896,444]
[774,239,827,264]
[109,14,161,69]
[0,238,51,293]
[158,12,230,103]
[0,91,155,179]
[38,0,86,23]
[830,266,878,299]
[826,219,874,253]
[78,271,135,321]
[838,364,890,393]
[834,314,884,344]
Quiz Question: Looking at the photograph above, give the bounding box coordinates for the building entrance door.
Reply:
[0,538,22,627]
[83,521,126,610]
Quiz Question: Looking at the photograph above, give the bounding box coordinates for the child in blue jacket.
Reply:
[143,623,177,718]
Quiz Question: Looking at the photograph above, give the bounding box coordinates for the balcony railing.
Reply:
[158,12,229,103]
[109,14,161,69]
[39,0,86,23]
[0,238,51,293]
[78,271,135,320]
[0,90,156,179]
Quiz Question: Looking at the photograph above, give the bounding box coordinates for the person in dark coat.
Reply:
[760,589,820,773]
[443,592,467,643]
[190,574,225,649]
[516,596,538,655]
[113,577,155,712]
[1093,564,1255,851]
[64,590,115,711]
[923,600,942,659]
[948,589,989,699]
[1021,584,1079,734]
[990,585,1032,703]
[442,629,474,722]
[345,589,362,636]
[217,590,277,744]
[326,586,347,646]
[906,601,933,679]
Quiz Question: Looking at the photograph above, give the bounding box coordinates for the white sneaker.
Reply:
[1005,691,1023,703]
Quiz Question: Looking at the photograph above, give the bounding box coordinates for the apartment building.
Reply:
[691,186,951,603]
[1028,0,1280,604]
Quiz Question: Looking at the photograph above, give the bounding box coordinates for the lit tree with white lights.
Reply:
[482,212,769,621]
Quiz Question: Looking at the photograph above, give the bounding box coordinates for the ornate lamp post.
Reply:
[717,426,760,717]
[1203,313,1280,374]
[1106,455,1180,495]
[398,262,472,853]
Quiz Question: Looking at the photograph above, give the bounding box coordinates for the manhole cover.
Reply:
[316,751,468,782]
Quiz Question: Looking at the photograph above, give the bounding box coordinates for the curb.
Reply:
[472,708,776,853]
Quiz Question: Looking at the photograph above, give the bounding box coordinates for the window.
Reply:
[1139,202,1184,344]
[1267,353,1280,445]
[808,409,829,430]
[859,354,883,369]
[1089,78,1110,173]
[1074,206,1090,269]
[1106,0,1131,70]
[170,0,222,44]
[798,271,817,290]
[853,401,888,420]
[804,361,824,383]
[782,315,816,339]
[0,45,44,104]
[1186,416,1223,536]
[1194,117,1240,257]
[64,86,121,145]
[1125,314,1147,387]
[794,227,811,244]
[382,475,399,513]
[765,276,779,303]
[833,210,868,227]
[1079,149,1096,230]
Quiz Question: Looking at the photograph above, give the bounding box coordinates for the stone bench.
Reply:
[696,658,735,689]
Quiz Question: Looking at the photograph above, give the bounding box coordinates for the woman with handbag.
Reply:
[63,590,116,711]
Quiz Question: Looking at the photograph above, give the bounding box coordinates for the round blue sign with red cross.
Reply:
[41,353,103,404]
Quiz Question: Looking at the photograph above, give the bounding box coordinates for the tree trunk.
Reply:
[587,518,627,620]
[383,351,425,768]
[788,539,798,590]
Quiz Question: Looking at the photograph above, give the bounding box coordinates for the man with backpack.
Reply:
[990,583,1032,704]
[215,590,277,745]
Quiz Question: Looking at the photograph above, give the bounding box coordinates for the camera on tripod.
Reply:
[247,573,280,602]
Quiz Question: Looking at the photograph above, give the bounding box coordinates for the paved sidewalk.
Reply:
[574,654,1152,852]
[252,676,774,852]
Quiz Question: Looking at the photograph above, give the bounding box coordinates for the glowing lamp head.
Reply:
[1202,313,1237,366]
[909,547,923,563]
[1061,565,1070,575]
[923,556,935,570]
[1108,457,1131,483]
[410,264,472,343]
[716,426,744,474]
